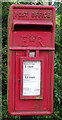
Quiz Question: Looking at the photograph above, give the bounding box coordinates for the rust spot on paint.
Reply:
[29,17,31,20]
[36,96,43,99]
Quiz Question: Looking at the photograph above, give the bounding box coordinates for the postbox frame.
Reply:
[8,4,56,116]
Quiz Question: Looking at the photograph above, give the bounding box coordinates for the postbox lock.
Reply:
[29,51,36,57]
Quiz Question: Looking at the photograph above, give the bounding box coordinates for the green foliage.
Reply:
[2,2,62,120]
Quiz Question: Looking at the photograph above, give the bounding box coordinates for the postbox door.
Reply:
[14,50,52,112]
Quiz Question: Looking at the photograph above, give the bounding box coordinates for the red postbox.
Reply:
[8,5,55,115]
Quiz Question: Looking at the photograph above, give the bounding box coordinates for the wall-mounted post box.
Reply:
[8,5,55,115]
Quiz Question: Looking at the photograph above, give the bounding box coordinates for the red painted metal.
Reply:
[8,5,55,115]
